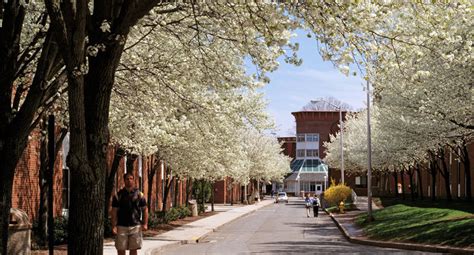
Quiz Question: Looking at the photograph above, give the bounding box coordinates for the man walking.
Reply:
[111,172,148,255]
[313,194,320,217]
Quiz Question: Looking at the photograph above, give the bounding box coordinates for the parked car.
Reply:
[275,192,289,203]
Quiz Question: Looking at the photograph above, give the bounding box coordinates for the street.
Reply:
[159,197,437,254]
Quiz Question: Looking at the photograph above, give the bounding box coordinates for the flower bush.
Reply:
[323,179,352,207]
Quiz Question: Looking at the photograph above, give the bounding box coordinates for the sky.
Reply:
[261,31,367,137]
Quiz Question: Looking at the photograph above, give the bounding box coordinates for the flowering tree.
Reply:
[315,2,472,200]
[2,1,471,253]
[0,1,72,252]
[41,2,305,252]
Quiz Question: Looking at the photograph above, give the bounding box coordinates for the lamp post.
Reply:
[324,175,327,191]
[366,80,374,221]
[296,175,301,198]
[311,100,345,184]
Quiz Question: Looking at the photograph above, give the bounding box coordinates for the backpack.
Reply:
[313,198,320,207]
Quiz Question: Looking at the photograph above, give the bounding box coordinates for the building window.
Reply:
[297,149,305,157]
[307,134,319,142]
[297,134,305,142]
[355,176,367,188]
[306,149,319,157]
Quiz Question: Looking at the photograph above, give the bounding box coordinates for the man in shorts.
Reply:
[111,172,148,255]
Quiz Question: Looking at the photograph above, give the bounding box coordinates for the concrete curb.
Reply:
[148,201,274,254]
[144,241,180,255]
[325,209,474,254]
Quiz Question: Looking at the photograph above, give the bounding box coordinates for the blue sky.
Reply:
[262,31,366,137]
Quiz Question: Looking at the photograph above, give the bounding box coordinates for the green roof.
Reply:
[290,159,304,172]
[290,159,328,172]
[301,159,327,172]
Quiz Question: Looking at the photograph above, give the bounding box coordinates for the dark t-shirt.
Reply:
[112,188,147,227]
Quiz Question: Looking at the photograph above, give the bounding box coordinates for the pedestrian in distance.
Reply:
[304,193,313,218]
[313,194,320,217]
[111,172,148,255]
[271,190,274,198]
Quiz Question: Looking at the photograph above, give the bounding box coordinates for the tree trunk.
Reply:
[438,148,452,201]
[230,182,234,206]
[65,10,133,252]
[38,121,68,246]
[429,153,438,201]
[162,167,173,212]
[201,181,205,211]
[126,153,138,174]
[173,178,179,208]
[400,169,406,200]
[385,173,391,195]
[416,164,424,200]
[185,178,192,206]
[0,146,21,255]
[104,147,125,219]
[407,167,415,201]
[0,25,61,253]
[393,171,399,197]
[461,141,472,201]
[211,182,215,212]
[147,156,159,213]
[38,131,49,246]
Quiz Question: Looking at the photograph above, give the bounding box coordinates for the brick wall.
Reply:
[12,129,65,220]
[292,111,347,158]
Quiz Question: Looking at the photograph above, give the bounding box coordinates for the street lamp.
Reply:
[366,80,374,221]
[311,99,345,184]
[324,175,327,191]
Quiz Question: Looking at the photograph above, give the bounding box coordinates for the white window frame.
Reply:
[297,149,305,158]
[307,134,319,142]
[297,134,305,142]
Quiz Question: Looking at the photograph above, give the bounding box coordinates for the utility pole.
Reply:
[366,80,374,222]
[47,115,55,255]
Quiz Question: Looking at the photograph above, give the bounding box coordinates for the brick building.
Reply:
[277,111,474,199]
[12,131,194,221]
[277,111,348,196]
[12,129,248,222]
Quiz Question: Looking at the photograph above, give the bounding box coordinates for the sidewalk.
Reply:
[327,196,474,254]
[103,198,274,255]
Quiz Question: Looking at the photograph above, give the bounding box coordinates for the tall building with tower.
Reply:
[277,110,347,196]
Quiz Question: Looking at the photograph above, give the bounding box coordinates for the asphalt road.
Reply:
[159,197,439,255]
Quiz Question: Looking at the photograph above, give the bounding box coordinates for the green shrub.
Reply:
[198,204,207,214]
[324,179,352,207]
[31,217,69,247]
[53,216,68,245]
[148,206,191,226]
[148,212,164,228]
[31,219,46,249]
[164,208,180,223]
[177,206,191,219]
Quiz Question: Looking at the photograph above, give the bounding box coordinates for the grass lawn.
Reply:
[355,203,474,248]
